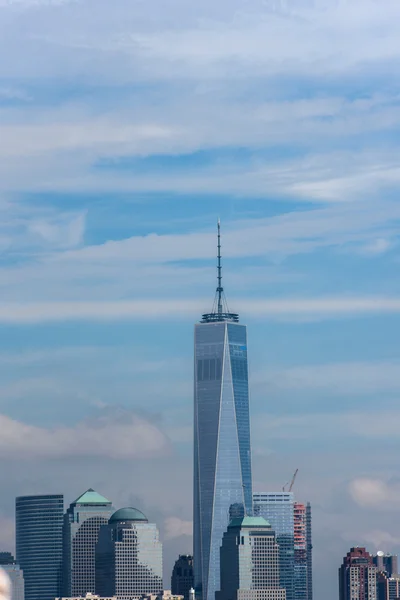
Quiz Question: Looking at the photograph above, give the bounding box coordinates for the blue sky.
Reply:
[1,0,400,596]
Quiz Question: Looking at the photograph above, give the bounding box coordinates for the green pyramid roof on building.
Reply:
[228,515,271,529]
[73,488,111,505]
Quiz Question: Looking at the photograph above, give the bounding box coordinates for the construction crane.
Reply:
[282,468,299,492]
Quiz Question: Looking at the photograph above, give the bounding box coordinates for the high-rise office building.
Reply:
[294,503,313,600]
[216,515,286,600]
[63,489,113,596]
[253,492,295,600]
[377,572,400,600]
[305,504,312,600]
[339,547,377,600]
[16,494,64,600]
[194,222,253,600]
[374,553,398,577]
[95,507,163,599]
[0,553,25,600]
[171,555,194,600]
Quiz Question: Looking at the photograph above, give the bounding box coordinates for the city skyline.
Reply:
[3,483,400,600]
[0,2,400,600]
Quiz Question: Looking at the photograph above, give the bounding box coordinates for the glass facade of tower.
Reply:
[253,493,295,600]
[194,321,253,600]
[16,494,64,600]
[62,489,113,596]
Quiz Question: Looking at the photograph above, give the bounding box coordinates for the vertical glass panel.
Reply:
[203,359,210,380]
[210,358,216,380]
[197,360,203,382]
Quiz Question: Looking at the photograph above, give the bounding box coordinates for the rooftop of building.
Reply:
[109,507,148,523]
[0,553,15,566]
[73,488,111,506]
[228,516,272,529]
[55,595,117,600]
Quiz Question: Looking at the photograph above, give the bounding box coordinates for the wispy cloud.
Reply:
[253,409,400,442]
[0,410,171,459]
[164,516,192,540]
[0,296,399,323]
[349,478,400,510]
[257,360,400,395]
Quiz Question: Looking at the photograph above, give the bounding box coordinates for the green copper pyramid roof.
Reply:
[229,516,271,529]
[73,488,111,505]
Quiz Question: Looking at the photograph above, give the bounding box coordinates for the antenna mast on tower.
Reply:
[200,221,239,324]
[217,219,223,315]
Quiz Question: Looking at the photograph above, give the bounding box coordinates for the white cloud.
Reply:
[0,202,87,254]
[349,478,400,509]
[258,360,400,395]
[0,120,175,158]
[164,516,192,540]
[17,0,399,81]
[0,296,400,323]
[0,412,171,459]
[252,409,400,443]
[55,198,400,263]
[0,2,399,202]
[27,211,86,248]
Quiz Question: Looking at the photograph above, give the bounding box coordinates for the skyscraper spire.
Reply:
[201,220,239,323]
[217,219,223,315]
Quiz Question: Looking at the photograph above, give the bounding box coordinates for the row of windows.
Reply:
[196,359,248,382]
[197,358,222,381]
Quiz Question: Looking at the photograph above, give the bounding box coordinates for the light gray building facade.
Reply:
[216,516,286,600]
[62,489,113,596]
[95,507,163,600]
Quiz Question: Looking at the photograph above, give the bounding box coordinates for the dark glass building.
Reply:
[16,494,64,600]
[171,555,194,600]
[193,222,253,600]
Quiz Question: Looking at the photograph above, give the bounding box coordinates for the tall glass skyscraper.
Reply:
[62,488,113,596]
[16,494,64,600]
[194,222,253,600]
[253,492,295,600]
